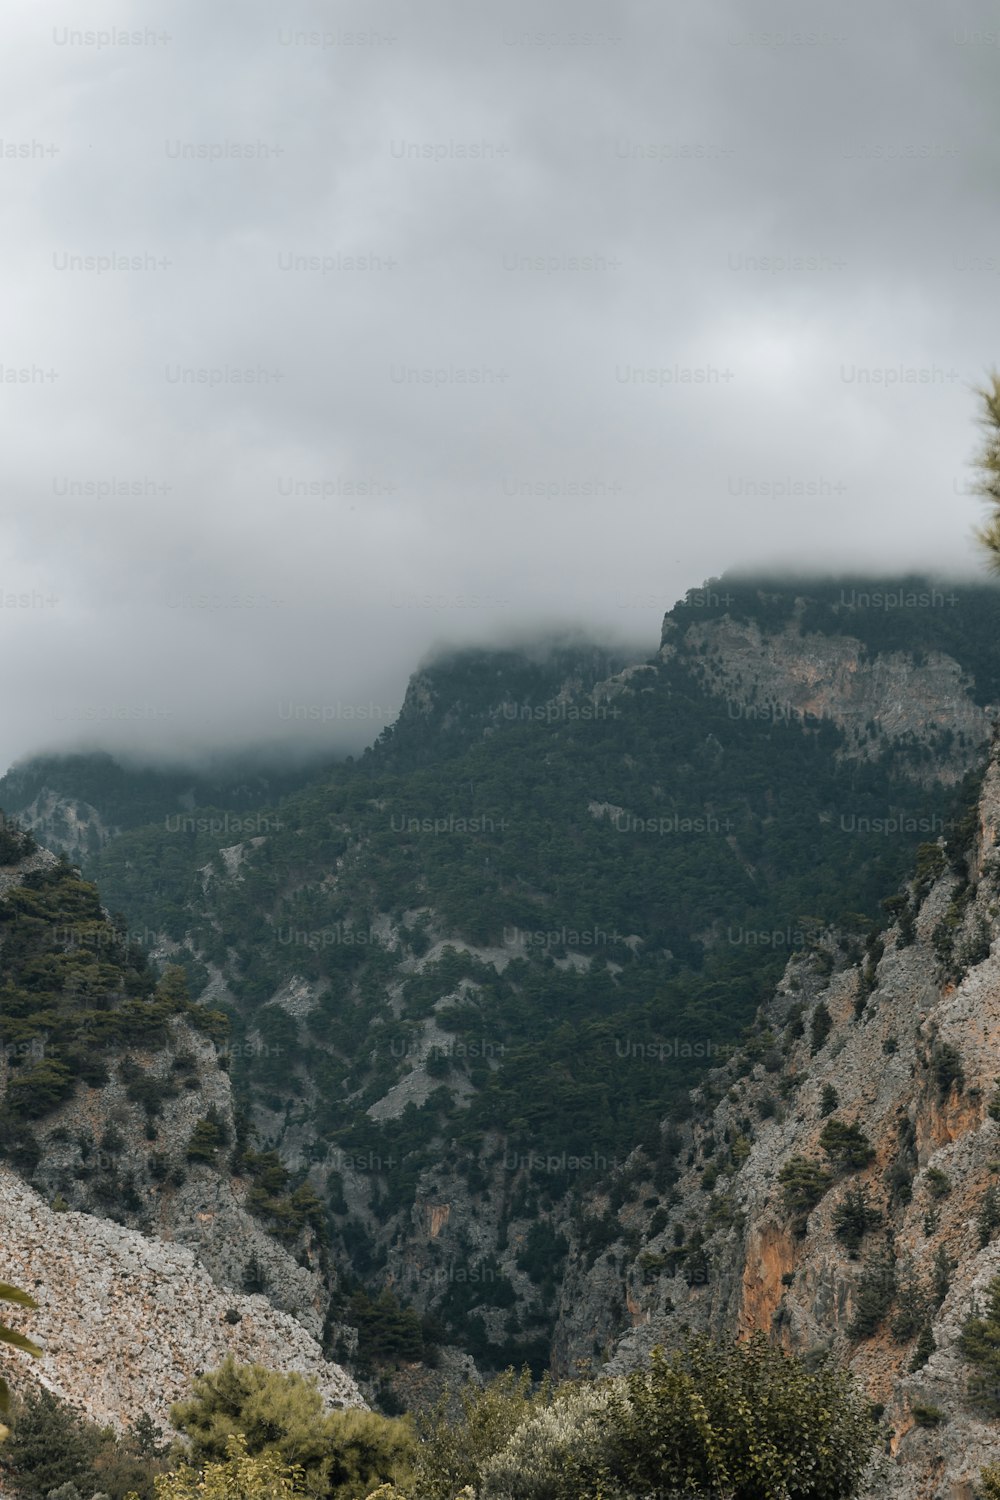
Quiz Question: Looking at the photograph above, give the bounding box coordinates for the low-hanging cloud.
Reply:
[2,0,998,772]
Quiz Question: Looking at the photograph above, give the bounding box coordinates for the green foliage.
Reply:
[982,1461,1000,1500]
[778,1157,832,1236]
[960,1275,1000,1413]
[809,1003,833,1055]
[347,1290,424,1370]
[819,1119,876,1172]
[932,1042,964,1099]
[169,1358,415,1499]
[413,1366,548,1500]
[819,1083,839,1117]
[0,1283,40,1438]
[989,1081,1000,1123]
[908,1323,935,1372]
[924,1167,951,1199]
[970,372,1000,570]
[979,1184,1000,1248]
[890,1260,930,1344]
[931,1244,953,1309]
[832,1188,882,1258]
[186,1108,230,1164]
[1,1385,167,1500]
[607,1335,877,1500]
[849,1255,896,1341]
[910,1400,945,1428]
[136,1433,303,1500]
[0,867,208,1171]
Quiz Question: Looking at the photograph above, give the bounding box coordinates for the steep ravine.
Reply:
[557,732,1000,1499]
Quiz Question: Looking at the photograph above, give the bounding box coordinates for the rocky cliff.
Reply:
[0,842,364,1436]
[0,1166,364,1437]
[549,732,1000,1499]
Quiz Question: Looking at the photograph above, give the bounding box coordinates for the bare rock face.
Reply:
[0,1166,365,1437]
[0,845,362,1436]
[661,611,994,783]
[19,1018,334,1342]
[557,733,1000,1499]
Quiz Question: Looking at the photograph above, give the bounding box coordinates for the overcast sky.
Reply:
[3,0,1000,770]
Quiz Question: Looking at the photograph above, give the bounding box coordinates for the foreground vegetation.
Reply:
[0,1340,881,1500]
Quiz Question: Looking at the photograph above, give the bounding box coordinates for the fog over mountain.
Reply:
[4,0,1000,770]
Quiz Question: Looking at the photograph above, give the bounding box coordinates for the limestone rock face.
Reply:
[0,1165,365,1436]
[555,733,1000,1499]
[0,845,362,1436]
[660,610,994,782]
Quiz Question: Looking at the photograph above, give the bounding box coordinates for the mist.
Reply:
[4,0,1000,773]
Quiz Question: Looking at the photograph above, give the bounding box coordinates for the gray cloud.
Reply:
[3,0,998,769]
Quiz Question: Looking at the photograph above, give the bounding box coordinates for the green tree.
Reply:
[778,1156,832,1236]
[0,1385,101,1498]
[169,1358,414,1500]
[832,1188,882,1258]
[970,372,1000,569]
[959,1275,1000,1414]
[413,1367,548,1500]
[132,1433,303,1500]
[612,1335,877,1500]
[819,1119,876,1172]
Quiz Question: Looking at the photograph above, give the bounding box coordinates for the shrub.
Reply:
[924,1167,951,1199]
[959,1276,1000,1414]
[135,1434,301,1500]
[779,1157,832,1236]
[414,1367,550,1500]
[908,1323,935,1372]
[910,1401,945,1428]
[819,1084,839,1117]
[849,1255,896,1341]
[1,1385,166,1500]
[170,1358,416,1499]
[932,1042,964,1099]
[478,1382,621,1500]
[612,1335,877,1500]
[890,1261,930,1344]
[186,1110,230,1164]
[832,1188,882,1257]
[810,1003,833,1054]
[978,1185,1000,1248]
[819,1119,875,1172]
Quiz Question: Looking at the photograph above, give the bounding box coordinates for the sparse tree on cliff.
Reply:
[970,372,1000,569]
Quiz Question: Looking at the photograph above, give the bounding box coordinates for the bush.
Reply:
[413,1368,549,1500]
[819,1119,876,1172]
[810,1003,833,1054]
[932,1042,964,1099]
[169,1358,415,1499]
[959,1276,1000,1413]
[612,1335,877,1500]
[979,1185,1000,1248]
[0,1385,167,1500]
[137,1434,301,1500]
[832,1188,882,1258]
[982,1462,1000,1500]
[909,1323,935,1371]
[910,1401,945,1428]
[478,1382,620,1500]
[849,1255,896,1341]
[924,1167,951,1199]
[778,1157,832,1236]
[819,1083,839,1117]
